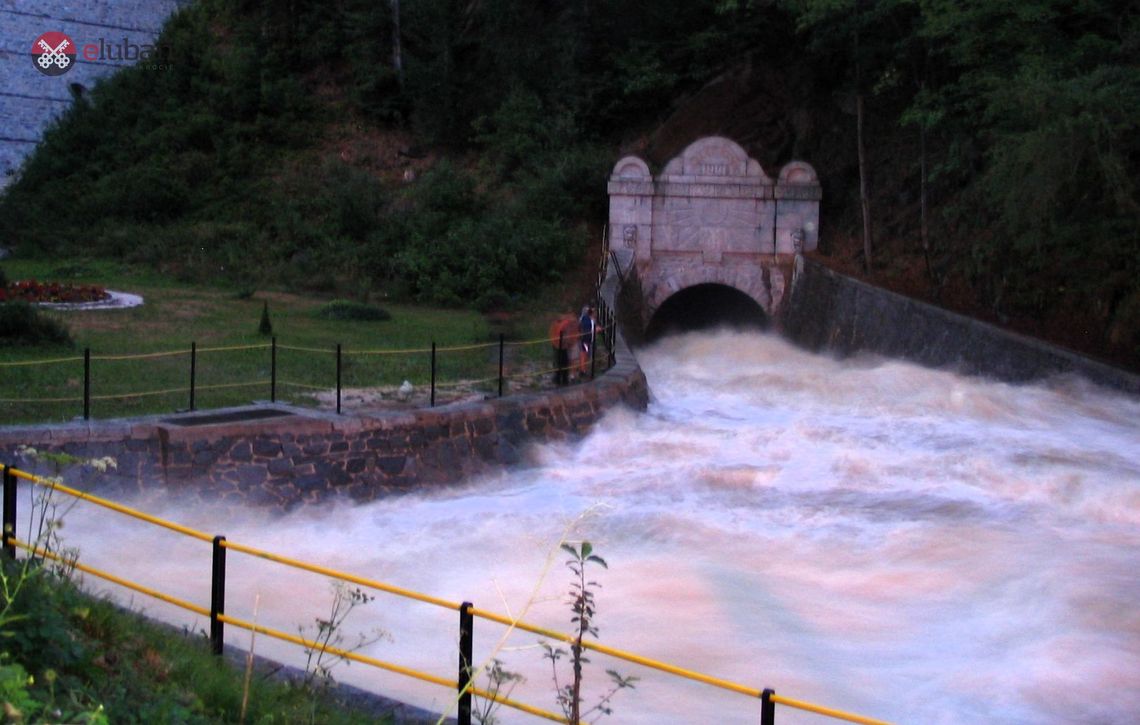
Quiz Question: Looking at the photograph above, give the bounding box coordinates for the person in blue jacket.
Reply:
[577,305,596,378]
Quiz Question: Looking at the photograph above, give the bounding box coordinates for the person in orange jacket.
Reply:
[549,313,578,385]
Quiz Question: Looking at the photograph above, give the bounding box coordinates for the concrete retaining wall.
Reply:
[0,347,648,510]
[783,256,1140,394]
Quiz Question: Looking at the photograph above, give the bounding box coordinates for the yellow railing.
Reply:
[0,463,890,725]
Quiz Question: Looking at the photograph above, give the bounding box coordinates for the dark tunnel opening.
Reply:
[644,284,768,342]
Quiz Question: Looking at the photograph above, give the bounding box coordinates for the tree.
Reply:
[913,0,1140,325]
[783,0,918,273]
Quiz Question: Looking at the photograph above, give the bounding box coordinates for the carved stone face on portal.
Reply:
[623,225,638,248]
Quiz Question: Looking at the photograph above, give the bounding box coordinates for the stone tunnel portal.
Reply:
[644,283,768,342]
[607,136,821,342]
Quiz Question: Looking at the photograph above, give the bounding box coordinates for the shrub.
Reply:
[258,301,273,336]
[0,302,72,346]
[314,300,392,322]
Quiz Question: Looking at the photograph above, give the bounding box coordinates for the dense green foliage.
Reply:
[0,0,774,309]
[780,0,1139,360]
[0,0,1136,362]
[913,1,1139,322]
[0,557,388,723]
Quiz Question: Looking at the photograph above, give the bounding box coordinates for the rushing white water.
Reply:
[49,330,1140,724]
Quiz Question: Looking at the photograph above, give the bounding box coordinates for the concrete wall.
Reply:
[0,348,648,510]
[783,256,1140,394]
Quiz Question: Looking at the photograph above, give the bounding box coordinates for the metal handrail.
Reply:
[1,463,890,725]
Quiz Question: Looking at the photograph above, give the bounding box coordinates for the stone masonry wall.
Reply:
[0,350,649,510]
[783,256,1140,394]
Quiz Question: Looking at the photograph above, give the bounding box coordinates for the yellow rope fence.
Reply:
[0,323,620,419]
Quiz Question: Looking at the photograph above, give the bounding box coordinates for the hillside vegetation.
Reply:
[0,0,1136,368]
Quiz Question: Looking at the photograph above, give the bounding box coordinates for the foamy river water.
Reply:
[54,330,1140,723]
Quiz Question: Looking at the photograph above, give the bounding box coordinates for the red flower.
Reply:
[3,279,109,304]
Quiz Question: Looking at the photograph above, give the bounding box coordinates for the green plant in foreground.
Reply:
[541,542,637,724]
[299,581,390,690]
[471,658,524,725]
[1,460,110,723]
[15,447,116,578]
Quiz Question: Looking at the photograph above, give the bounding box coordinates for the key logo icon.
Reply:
[32,31,76,76]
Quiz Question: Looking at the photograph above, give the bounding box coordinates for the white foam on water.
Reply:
[39,330,1140,723]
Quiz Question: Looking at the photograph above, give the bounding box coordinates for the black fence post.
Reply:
[210,535,227,656]
[607,307,616,368]
[590,328,597,380]
[761,688,776,725]
[270,336,278,403]
[336,344,342,415]
[557,329,565,386]
[498,334,505,398]
[83,347,91,420]
[189,342,197,411]
[2,466,16,559]
[458,601,474,725]
[430,342,436,408]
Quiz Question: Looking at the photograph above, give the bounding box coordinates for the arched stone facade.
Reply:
[608,137,820,330]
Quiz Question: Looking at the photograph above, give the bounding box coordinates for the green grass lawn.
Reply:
[1,260,564,424]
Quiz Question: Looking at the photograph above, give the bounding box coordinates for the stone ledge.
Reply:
[0,342,649,510]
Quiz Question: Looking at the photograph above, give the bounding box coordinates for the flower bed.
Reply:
[0,279,110,304]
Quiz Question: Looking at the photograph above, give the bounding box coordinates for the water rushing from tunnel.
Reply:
[57,330,1140,724]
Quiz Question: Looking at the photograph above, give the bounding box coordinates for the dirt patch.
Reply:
[304,360,571,412]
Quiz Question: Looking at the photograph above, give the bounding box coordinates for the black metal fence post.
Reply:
[270,337,277,403]
[336,343,342,415]
[210,535,227,656]
[83,347,91,420]
[498,334,505,397]
[189,342,197,411]
[557,329,565,386]
[607,307,616,368]
[458,601,474,725]
[430,342,436,408]
[761,688,776,725]
[2,466,16,559]
[590,327,597,380]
